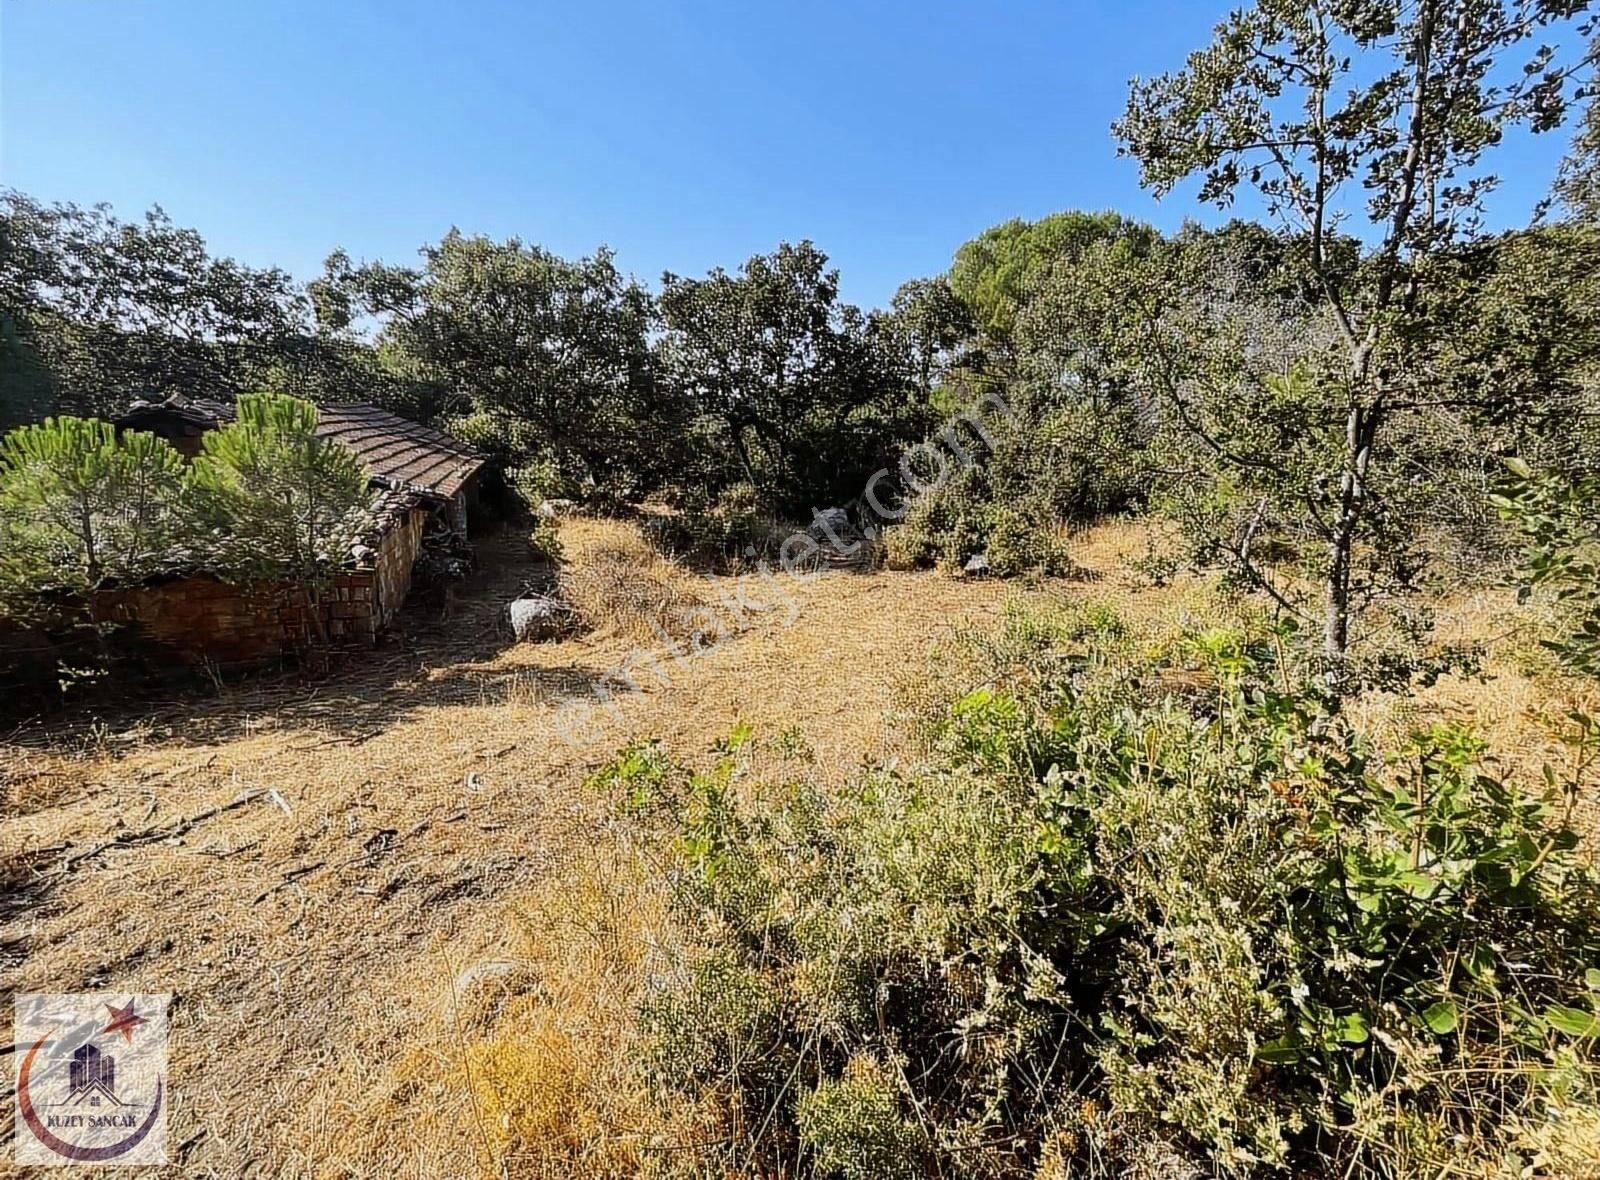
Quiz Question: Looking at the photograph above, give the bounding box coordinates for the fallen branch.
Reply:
[59,789,269,873]
[195,838,262,859]
[254,861,326,903]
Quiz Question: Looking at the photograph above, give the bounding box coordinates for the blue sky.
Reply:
[0,0,1584,309]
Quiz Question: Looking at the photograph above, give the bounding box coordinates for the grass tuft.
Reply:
[556,517,711,644]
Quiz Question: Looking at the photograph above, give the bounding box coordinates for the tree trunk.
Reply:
[1324,516,1353,661]
[302,580,330,647]
[726,417,759,490]
[81,501,102,589]
[1323,402,1379,665]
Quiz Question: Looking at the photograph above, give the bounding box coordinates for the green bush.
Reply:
[883,380,1148,576]
[797,1057,926,1180]
[646,482,775,566]
[1495,458,1600,676]
[0,396,372,607]
[591,611,1600,1178]
[0,416,190,601]
[528,518,563,564]
[887,465,1075,577]
[985,504,1075,577]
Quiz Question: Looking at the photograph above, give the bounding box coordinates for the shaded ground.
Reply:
[1,530,1047,1177]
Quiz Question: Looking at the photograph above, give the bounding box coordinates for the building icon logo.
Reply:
[68,1043,121,1106]
[12,994,169,1166]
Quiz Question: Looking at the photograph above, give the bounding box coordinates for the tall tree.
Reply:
[948,211,1157,351]
[657,241,923,516]
[1116,0,1598,665]
[887,276,975,399]
[0,192,309,418]
[316,232,664,502]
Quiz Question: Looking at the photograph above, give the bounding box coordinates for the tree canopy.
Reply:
[656,240,925,516]
[1114,0,1600,663]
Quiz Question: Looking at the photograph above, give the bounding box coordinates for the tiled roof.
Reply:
[313,404,484,500]
[351,486,431,562]
[117,395,484,501]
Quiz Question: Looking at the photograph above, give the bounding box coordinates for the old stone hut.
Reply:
[98,394,487,666]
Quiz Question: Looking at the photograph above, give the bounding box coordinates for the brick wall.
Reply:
[372,506,428,619]
[92,505,432,669]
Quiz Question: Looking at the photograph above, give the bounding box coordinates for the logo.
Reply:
[12,993,169,1165]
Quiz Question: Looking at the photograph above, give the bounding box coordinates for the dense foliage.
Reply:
[313,232,668,503]
[656,241,929,518]
[189,393,373,585]
[588,604,1600,1178]
[0,395,372,616]
[0,415,190,600]
[0,195,317,426]
[1497,458,1600,675]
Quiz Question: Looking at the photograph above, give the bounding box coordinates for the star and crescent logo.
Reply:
[12,993,169,1166]
[101,1000,149,1044]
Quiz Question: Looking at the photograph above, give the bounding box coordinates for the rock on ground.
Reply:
[507,595,575,641]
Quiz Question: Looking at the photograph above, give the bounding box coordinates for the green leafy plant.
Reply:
[189,393,372,640]
[1494,458,1600,675]
[586,610,1600,1178]
[797,1056,926,1180]
[0,415,190,603]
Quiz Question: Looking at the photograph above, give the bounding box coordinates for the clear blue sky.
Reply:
[0,0,1582,309]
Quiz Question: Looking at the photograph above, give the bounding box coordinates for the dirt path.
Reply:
[1,539,1039,1177]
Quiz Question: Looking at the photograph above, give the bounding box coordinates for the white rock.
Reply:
[535,498,577,520]
[808,507,854,540]
[508,595,573,641]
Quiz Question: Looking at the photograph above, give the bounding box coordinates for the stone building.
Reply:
[93,394,488,667]
[116,394,483,537]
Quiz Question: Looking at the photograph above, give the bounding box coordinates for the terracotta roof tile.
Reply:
[117,396,485,500]
[314,404,484,500]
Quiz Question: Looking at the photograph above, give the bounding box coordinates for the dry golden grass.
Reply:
[3,518,1596,1178]
[0,525,1040,1177]
[557,516,710,644]
[1344,586,1600,809]
[1070,518,1600,793]
[459,851,726,1179]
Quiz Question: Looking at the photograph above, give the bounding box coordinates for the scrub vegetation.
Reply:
[6,2,1600,1176]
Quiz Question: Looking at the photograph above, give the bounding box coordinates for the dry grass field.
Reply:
[2,518,1592,1177]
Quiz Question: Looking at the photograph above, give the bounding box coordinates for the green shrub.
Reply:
[589,611,1600,1178]
[0,416,191,601]
[1494,459,1600,676]
[985,504,1075,577]
[882,381,1148,576]
[528,519,563,564]
[797,1057,926,1180]
[647,482,775,566]
[887,468,1075,577]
